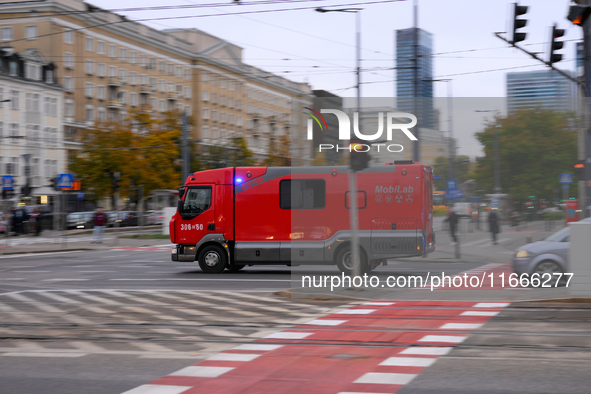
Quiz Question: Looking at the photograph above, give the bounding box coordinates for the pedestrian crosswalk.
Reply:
[0,290,353,359]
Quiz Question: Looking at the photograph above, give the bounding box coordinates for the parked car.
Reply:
[513,217,591,281]
[147,210,164,225]
[66,212,95,229]
[108,211,138,227]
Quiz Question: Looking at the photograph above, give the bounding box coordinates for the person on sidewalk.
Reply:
[444,209,459,244]
[91,207,107,244]
[488,208,500,244]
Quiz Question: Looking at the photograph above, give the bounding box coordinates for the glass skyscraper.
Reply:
[396,27,435,129]
[506,70,577,114]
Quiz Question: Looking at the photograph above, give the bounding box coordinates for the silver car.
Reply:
[513,217,591,277]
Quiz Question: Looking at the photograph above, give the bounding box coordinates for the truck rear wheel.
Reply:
[335,246,367,275]
[198,245,227,274]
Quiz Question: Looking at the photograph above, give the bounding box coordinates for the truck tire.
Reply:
[226,263,245,272]
[335,246,367,275]
[198,245,227,273]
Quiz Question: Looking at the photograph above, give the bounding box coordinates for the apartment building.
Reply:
[0,47,64,203]
[0,0,313,166]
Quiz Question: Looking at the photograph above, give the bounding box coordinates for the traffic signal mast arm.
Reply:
[494,32,585,93]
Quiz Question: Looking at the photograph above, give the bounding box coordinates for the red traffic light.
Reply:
[574,163,585,169]
[568,5,591,26]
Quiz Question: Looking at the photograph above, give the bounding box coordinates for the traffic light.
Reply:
[574,160,586,180]
[568,4,591,26]
[511,3,528,44]
[548,25,565,65]
[350,140,370,172]
[49,177,58,191]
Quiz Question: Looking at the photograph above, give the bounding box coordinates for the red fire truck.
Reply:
[170,162,435,273]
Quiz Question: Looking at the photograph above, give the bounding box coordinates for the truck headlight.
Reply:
[515,250,528,258]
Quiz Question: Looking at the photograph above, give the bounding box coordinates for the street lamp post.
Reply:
[316,7,363,278]
[476,110,501,194]
[425,79,454,181]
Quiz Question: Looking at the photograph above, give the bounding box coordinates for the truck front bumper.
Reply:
[171,245,197,262]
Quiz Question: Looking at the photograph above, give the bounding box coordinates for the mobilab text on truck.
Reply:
[170,162,435,274]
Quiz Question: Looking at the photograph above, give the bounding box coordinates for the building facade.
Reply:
[396,27,435,129]
[506,70,577,114]
[0,48,64,205]
[0,0,313,169]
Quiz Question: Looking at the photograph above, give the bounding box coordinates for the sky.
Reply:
[90,0,581,157]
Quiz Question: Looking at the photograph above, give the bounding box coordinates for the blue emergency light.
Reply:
[235,177,243,184]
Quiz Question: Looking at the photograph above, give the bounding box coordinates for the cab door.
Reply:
[177,185,215,245]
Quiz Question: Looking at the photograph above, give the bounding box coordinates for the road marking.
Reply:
[233,344,283,351]
[132,343,177,353]
[12,270,50,273]
[264,332,312,339]
[206,353,261,362]
[79,271,116,273]
[0,278,24,281]
[37,292,82,305]
[1,352,86,357]
[334,309,376,315]
[461,311,499,317]
[474,302,510,308]
[418,335,467,343]
[399,347,452,356]
[439,323,484,330]
[354,372,417,385]
[169,366,235,378]
[362,302,395,306]
[303,319,347,326]
[109,278,292,282]
[0,251,81,259]
[42,278,89,282]
[379,357,437,367]
[461,238,490,247]
[121,384,193,394]
[69,341,107,353]
[3,293,64,313]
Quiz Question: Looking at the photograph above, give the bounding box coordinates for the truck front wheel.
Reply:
[198,245,227,273]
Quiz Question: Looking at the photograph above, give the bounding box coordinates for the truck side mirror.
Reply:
[177,199,184,213]
[178,187,185,199]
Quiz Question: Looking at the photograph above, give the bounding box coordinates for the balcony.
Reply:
[167,93,180,101]
[107,99,124,109]
[107,77,124,87]
[139,85,153,95]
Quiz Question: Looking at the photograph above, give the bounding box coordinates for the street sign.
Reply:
[57,173,74,189]
[433,175,442,180]
[559,173,573,184]
[447,180,457,189]
[77,192,85,199]
[446,188,463,199]
[2,175,14,190]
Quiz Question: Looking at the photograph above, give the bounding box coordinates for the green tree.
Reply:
[263,135,291,166]
[311,152,328,166]
[473,108,578,203]
[432,155,471,191]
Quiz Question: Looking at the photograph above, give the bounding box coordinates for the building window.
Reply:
[109,65,117,77]
[118,90,127,104]
[202,71,208,83]
[46,69,54,83]
[7,157,18,175]
[64,29,74,44]
[202,124,209,139]
[98,107,106,122]
[175,66,182,78]
[229,114,234,125]
[150,77,157,88]
[10,91,19,110]
[8,61,17,76]
[184,105,191,114]
[130,92,138,106]
[211,74,217,86]
[176,84,183,94]
[211,110,218,122]
[140,54,147,67]
[140,74,147,85]
[97,40,105,54]
[159,79,166,93]
[159,61,165,73]
[64,52,74,69]
[130,71,137,85]
[159,99,166,112]
[130,51,137,64]
[25,93,40,111]
[149,57,156,70]
[211,93,217,105]
[220,112,226,124]
[85,105,94,122]
[168,82,174,93]
[85,36,94,51]
[202,108,209,120]
[228,97,234,108]
[25,63,41,80]
[85,59,94,75]
[97,85,106,100]
[108,44,116,58]
[228,80,234,91]
[97,62,106,77]
[150,97,157,110]
[65,100,74,117]
[236,116,243,127]
[236,99,242,111]
[202,90,209,101]
[64,77,74,92]
[220,78,226,89]
[119,47,127,62]
[1,27,13,41]
[85,82,94,98]
[25,25,38,40]
[168,63,174,76]
[220,95,226,107]
[119,68,127,83]
[184,86,192,99]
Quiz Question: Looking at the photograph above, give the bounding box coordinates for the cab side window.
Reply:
[183,187,212,214]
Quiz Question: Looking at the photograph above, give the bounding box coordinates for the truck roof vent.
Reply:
[394,160,414,164]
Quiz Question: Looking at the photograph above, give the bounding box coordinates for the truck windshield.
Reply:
[183,187,211,214]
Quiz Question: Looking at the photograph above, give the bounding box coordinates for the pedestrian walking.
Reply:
[444,209,459,244]
[91,207,107,243]
[488,209,500,244]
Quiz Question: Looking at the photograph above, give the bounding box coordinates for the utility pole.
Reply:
[181,111,190,183]
[413,0,420,162]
